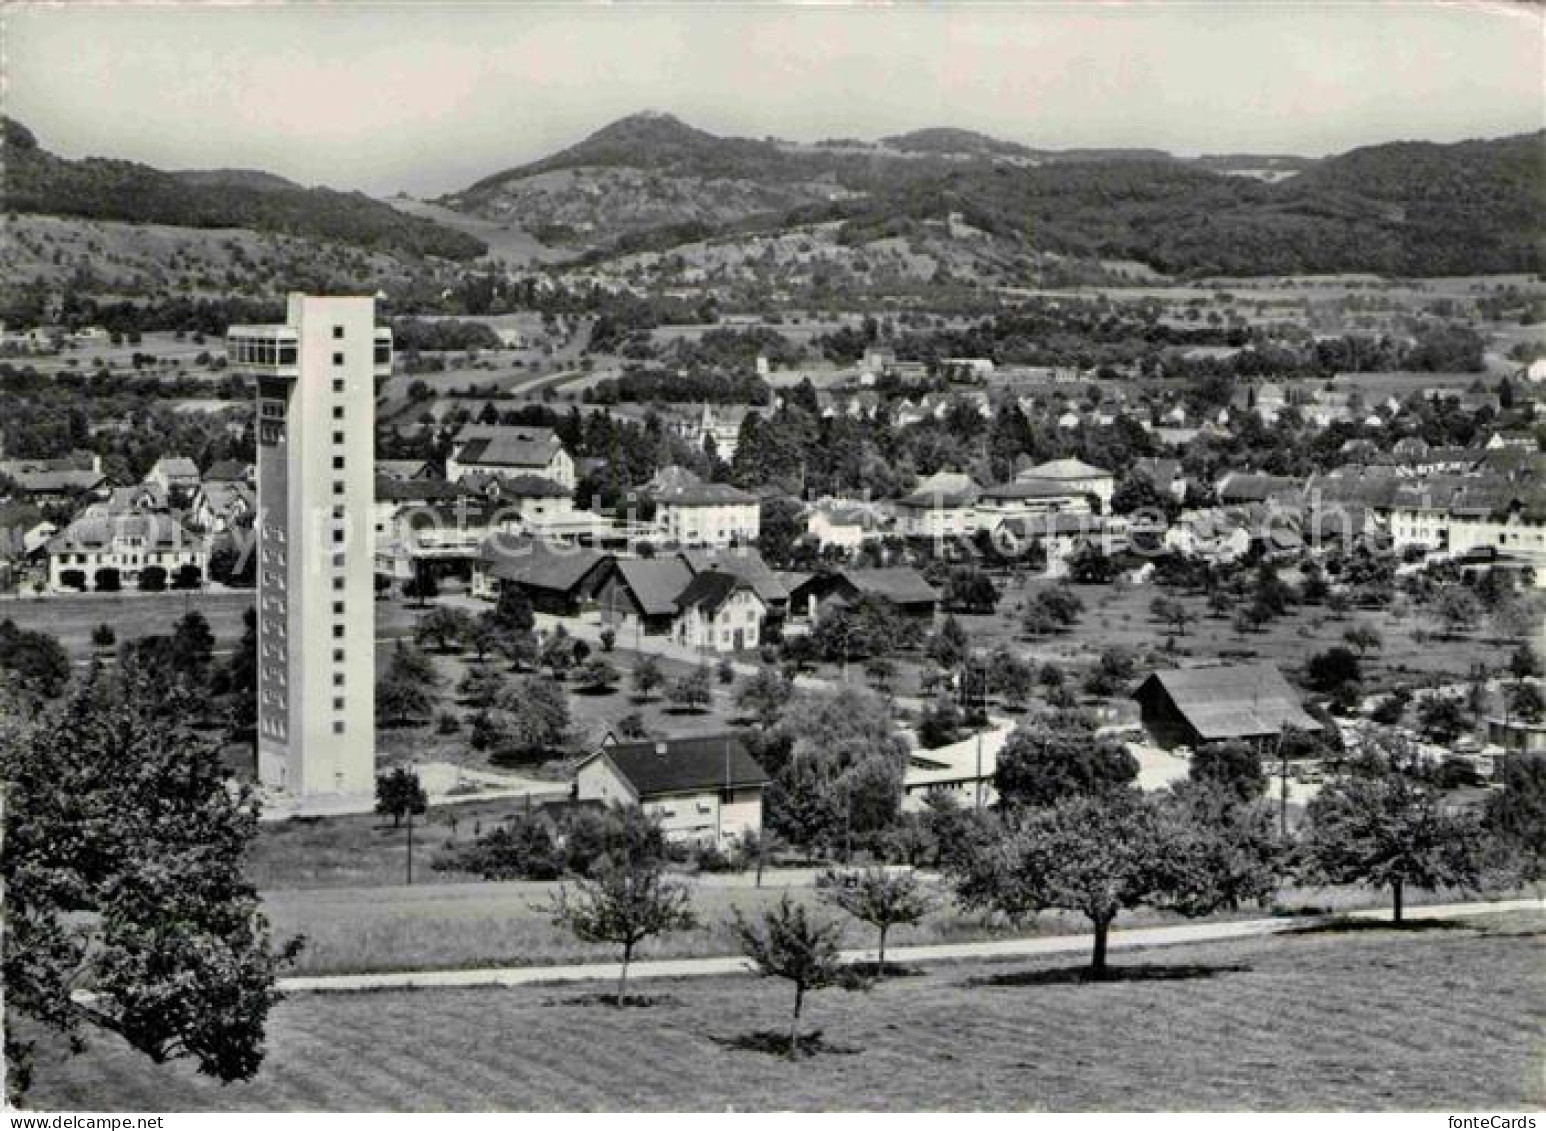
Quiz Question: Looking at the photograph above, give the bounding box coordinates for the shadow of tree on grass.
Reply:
[1284,918,1473,937]
[709,1029,861,1059]
[967,962,1252,988]
[540,992,682,1009]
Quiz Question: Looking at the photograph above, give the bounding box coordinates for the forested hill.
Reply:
[447,112,1546,277]
[2,118,487,261]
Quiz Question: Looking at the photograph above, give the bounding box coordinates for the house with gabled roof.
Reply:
[144,456,201,500]
[46,513,208,592]
[671,569,767,654]
[575,733,771,846]
[788,566,940,623]
[447,424,574,489]
[1019,458,1115,511]
[1133,663,1321,750]
[594,556,697,637]
[470,536,609,614]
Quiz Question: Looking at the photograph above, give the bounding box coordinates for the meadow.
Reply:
[20,909,1544,1111]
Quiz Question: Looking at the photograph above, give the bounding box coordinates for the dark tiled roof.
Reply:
[479,537,608,593]
[653,482,756,506]
[593,733,771,797]
[375,476,474,503]
[679,546,788,604]
[674,570,760,616]
[1135,663,1321,741]
[980,478,1086,501]
[609,557,695,616]
[454,425,564,469]
[840,567,940,605]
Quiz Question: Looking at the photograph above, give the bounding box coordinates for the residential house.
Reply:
[0,450,107,501]
[143,456,201,504]
[575,734,771,847]
[446,424,575,489]
[807,500,883,550]
[893,484,978,540]
[671,569,767,654]
[974,479,1092,531]
[652,482,760,547]
[1132,663,1322,750]
[190,479,255,534]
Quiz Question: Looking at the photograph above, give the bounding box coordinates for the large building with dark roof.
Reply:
[447,424,574,489]
[1133,663,1322,750]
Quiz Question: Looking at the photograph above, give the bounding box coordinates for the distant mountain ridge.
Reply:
[443,112,1545,276]
[3,118,486,261]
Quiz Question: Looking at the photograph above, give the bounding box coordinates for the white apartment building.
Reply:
[653,483,760,547]
[229,294,390,799]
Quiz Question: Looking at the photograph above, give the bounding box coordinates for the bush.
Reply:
[94,568,121,593]
[138,565,168,592]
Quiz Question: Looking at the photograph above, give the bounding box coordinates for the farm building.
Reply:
[1132,663,1322,750]
[471,537,609,614]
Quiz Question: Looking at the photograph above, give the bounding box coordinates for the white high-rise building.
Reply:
[228,294,391,798]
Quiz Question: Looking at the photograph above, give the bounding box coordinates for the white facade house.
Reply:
[974,480,1092,530]
[575,735,771,847]
[1019,458,1115,512]
[653,483,760,547]
[46,513,208,591]
[807,502,880,550]
[671,571,767,654]
[893,487,978,539]
[230,294,390,800]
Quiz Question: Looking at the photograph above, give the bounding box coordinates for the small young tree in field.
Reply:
[631,655,664,701]
[1298,758,1485,922]
[668,666,713,713]
[732,895,846,1056]
[548,860,696,1005]
[817,866,935,974]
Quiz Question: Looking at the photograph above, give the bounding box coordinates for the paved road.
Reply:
[278,896,1543,994]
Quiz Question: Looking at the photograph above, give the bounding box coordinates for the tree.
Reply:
[1299,756,1485,922]
[1148,596,1194,637]
[548,859,696,1005]
[986,647,1033,711]
[2,670,299,1102]
[137,564,168,592]
[458,665,505,711]
[1304,646,1362,697]
[492,583,536,633]
[91,623,116,650]
[1415,694,1468,744]
[1505,681,1545,724]
[377,641,439,726]
[1342,624,1383,658]
[415,606,472,653]
[1188,741,1268,804]
[732,895,846,1056]
[757,495,807,568]
[941,568,1000,614]
[1509,644,1542,684]
[736,666,792,728]
[94,567,121,592]
[816,866,934,974]
[403,562,439,607]
[668,666,713,713]
[1429,586,1482,638]
[374,766,428,829]
[631,655,665,700]
[1111,471,1173,518]
[926,614,971,669]
[1066,543,1116,585]
[578,658,620,693]
[1485,752,1546,882]
[994,711,1138,809]
[1023,585,1084,637]
[950,787,1276,976]
[171,610,216,688]
[473,676,570,758]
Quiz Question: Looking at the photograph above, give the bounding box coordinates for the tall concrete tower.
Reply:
[228,294,390,798]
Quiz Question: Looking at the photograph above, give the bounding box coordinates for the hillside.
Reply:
[444,113,1545,278]
[2,118,487,261]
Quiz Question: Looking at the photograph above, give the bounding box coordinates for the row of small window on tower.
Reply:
[331,332,349,738]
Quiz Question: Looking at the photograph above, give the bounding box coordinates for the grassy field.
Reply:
[962,574,1519,692]
[20,910,1543,1111]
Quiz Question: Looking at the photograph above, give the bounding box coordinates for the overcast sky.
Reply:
[6,2,1542,197]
